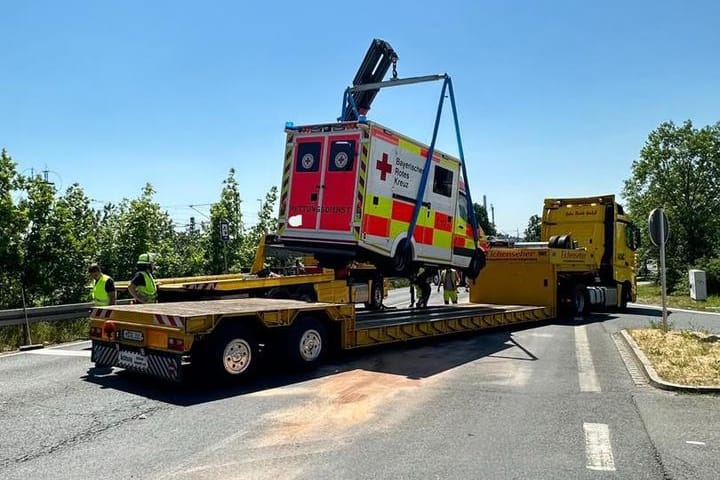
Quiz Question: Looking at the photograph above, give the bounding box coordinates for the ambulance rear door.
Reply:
[318,134,360,233]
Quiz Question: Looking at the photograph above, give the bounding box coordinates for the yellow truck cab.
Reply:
[473,195,640,315]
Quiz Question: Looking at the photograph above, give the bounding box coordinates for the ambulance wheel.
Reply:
[392,240,413,275]
[465,249,487,280]
[286,316,326,370]
[209,324,259,382]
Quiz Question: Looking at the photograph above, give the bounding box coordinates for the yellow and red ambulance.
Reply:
[276,120,486,277]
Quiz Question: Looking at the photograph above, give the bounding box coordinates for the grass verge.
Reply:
[0,318,89,353]
[636,283,720,311]
[629,328,720,386]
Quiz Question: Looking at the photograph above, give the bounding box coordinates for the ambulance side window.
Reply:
[458,196,468,222]
[432,166,453,197]
[328,140,355,172]
[296,142,321,172]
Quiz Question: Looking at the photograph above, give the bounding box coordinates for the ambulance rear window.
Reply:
[329,140,355,172]
[295,142,321,172]
[432,166,454,197]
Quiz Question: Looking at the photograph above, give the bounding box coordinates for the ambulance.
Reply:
[276,120,487,278]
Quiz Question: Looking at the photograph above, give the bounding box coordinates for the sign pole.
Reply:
[659,209,668,329]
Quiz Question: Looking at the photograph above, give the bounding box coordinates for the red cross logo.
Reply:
[376,153,392,181]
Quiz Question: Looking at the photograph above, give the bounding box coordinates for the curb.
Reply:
[18,343,45,352]
[620,329,720,393]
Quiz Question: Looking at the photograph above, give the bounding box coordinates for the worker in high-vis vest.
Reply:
[88,263,117,306]
[128,253,158,304]
[438,267,460,305]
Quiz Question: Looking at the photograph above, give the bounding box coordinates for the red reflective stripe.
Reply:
[391,201,414,223]
[363,214,390,237]
[414,225,434,245]
[453,235,466,247]
[372,129,399,145]
[433,212,453,232]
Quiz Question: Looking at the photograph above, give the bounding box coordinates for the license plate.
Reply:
[118,350,148,370]
[122,329,144,342]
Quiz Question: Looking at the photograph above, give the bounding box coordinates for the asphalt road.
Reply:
[1,290,718,480]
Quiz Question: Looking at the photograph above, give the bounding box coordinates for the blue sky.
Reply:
[3,0,719,235]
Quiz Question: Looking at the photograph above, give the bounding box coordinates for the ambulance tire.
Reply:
[466,249,487,280]
[392,240,413,275]
[285,316,327,370]
[207,324,260,383]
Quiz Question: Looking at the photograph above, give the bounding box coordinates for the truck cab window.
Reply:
[432,166,453,198]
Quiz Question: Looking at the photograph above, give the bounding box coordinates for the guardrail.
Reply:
[0,300,131,328]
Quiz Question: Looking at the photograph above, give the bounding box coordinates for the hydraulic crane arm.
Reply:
[342,38,398,121]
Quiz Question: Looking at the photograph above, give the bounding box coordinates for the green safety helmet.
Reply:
[137,253,153,265]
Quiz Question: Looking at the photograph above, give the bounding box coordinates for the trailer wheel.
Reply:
[364,278,384,310]
[573,284,589,316]
[392,239,412,275]
[208,325,260,381]
[286,317,326,370]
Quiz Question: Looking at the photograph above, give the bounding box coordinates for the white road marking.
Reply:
[584,422,616,471]
[26,348,90,357]
[686,440,706,446]
[575,326,600,392]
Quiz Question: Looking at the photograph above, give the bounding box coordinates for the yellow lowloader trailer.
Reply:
[89,194,637,383]
[89,299,552,382]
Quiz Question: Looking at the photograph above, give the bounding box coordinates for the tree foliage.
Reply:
[472,203,496,236]
[523,214,542,242]
[623,120,720,290]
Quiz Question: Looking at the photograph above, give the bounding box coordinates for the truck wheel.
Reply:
[620,282,631,310]
[209,325,259,381]
[392,239,412,275]
[286,317,326,370]
[573,284,589,316]
[364,278,384,310]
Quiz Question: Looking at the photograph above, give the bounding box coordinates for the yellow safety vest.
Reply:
[92,274,112,306]
[137,271,157,303]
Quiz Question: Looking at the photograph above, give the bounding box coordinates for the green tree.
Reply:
[0,149,28,308]
[472,203,496,236]
[238,186,278,268]
[98,183,177,280]
[523,214,542,241]
[206,169,243,274]
[623,120,720,290]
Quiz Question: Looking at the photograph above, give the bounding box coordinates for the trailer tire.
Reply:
[573,284,589,316]
[286,316,326,370]
[364,278,384,310]
[208,324,260,382]
[392,239,412,275]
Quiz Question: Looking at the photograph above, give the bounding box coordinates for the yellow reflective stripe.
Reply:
[434,230,452,249]
[365,195,392,218]
[398,138,421,156]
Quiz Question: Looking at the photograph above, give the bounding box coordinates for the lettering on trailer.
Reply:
[487,249,539,260]
[376,153,393,180]
[559,250,587,262]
